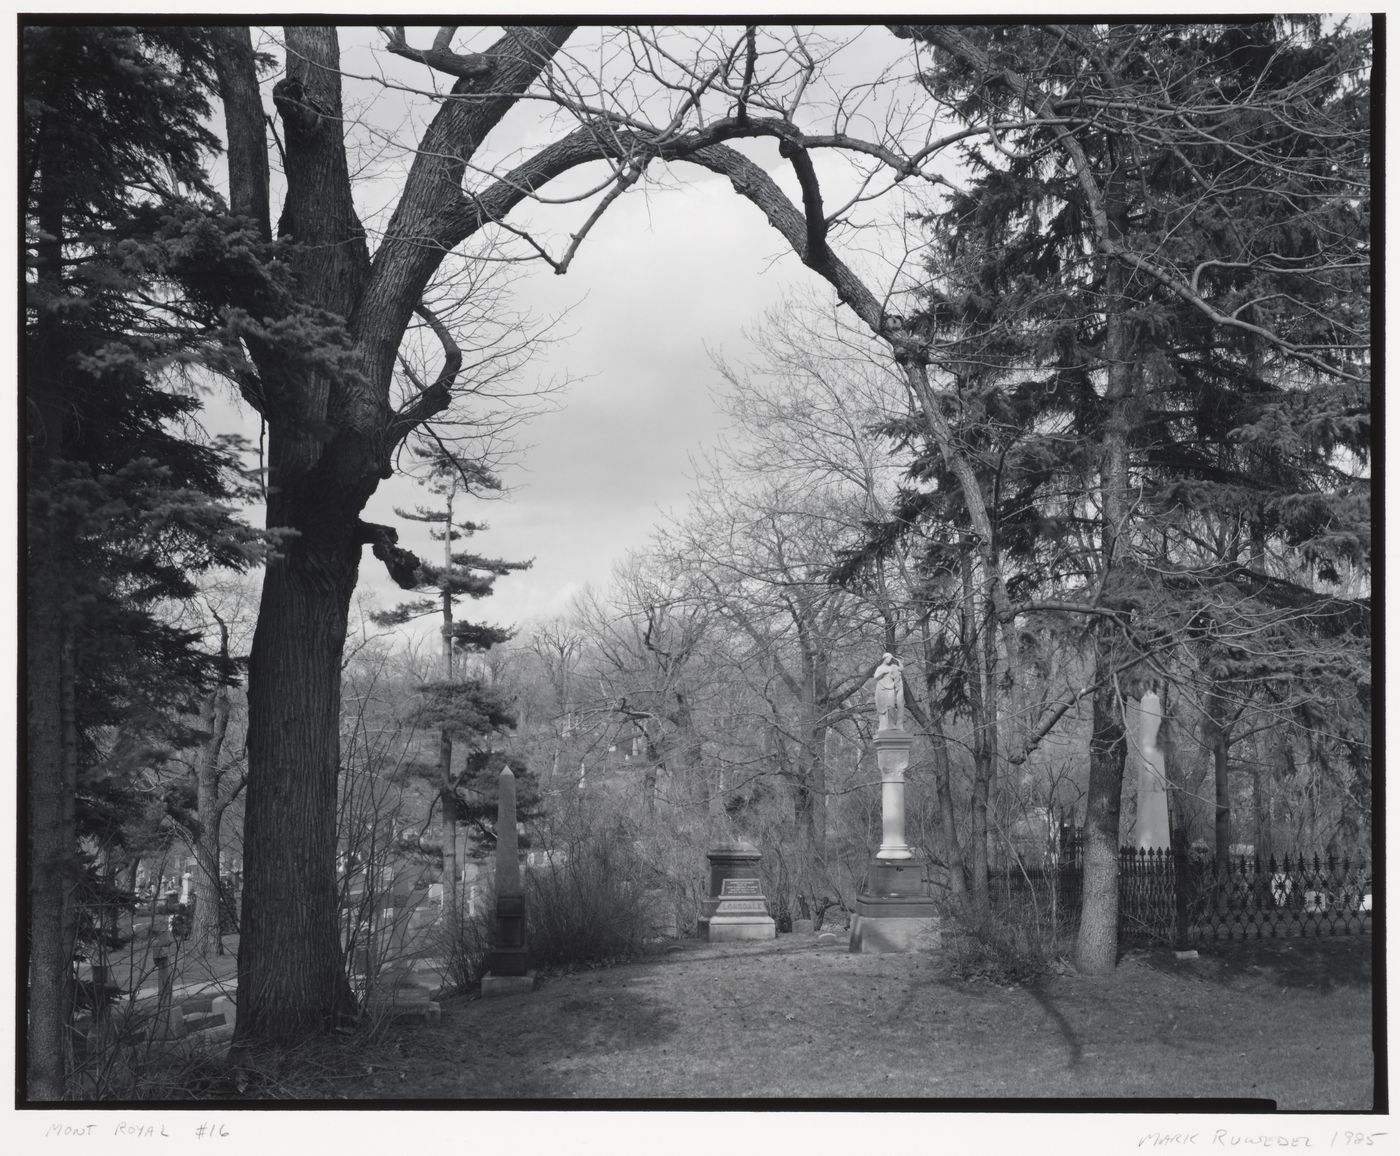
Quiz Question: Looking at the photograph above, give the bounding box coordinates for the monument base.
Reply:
[848,910,942,953]
[707,914,776,942]
[481,971,538,998]
[849,853,942,954]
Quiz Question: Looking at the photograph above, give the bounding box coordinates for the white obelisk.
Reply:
[1137,690,1171,848]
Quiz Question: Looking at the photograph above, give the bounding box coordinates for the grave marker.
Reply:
[702,841,775,942]
[481,765,537,997]
[850,652,943,954]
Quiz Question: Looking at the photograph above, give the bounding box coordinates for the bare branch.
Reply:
[380,25,493,80]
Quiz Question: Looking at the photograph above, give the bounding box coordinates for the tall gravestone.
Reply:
[481,765,536,997]
[1135,690,1171,848]
[849,654,942,953]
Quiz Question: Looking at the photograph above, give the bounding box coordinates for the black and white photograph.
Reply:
[19,13,1378,1128]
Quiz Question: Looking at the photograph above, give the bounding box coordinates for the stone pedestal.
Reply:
[849,860,942,954]
[850,730,940,953]
[873,730,914,859]
[485,894,530,977]
[701,841,775,942]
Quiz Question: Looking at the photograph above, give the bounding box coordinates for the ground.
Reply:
[224,933,1373,1107]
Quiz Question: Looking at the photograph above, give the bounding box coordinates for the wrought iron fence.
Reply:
[1053,839,1372,945]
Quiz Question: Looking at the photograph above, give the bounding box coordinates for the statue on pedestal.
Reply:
[874,653,904,732]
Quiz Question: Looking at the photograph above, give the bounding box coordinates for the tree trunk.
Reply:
[226,26,377,1047]
[928,714,971,910]
[439,489,458,906]
[27,172,78,1097]
[236,519,362,1044]
[792,709,829,905]
[1259,718,1286,864]
[26,559,77,1099]
[1205,687,1232,870]
[191,634,232,960]
[961,543,993,919]
[1073,242,1133,975]
[1074,671,1126,974]
[919,618,971,909]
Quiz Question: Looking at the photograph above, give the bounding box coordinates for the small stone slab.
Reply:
[817,931,841,946]
[791,919,815,934]
[480,971,538,998]
[368,999,441,1027]
[212,995,236,1025]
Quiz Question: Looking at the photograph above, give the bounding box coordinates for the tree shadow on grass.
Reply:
[1141,936,1372,995]
[1022,982,1086,1066]
[454,988,682,1098]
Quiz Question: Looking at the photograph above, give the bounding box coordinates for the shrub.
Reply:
[420,892,493,996]
[523,836,663,971]
[944,878,1071,985]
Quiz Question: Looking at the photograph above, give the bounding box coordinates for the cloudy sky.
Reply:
[361,161,818,628]
[220,23,932,640]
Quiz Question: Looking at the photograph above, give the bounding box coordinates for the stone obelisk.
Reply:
[481,765,536,996]
[850,654,942,953]
[1136,690,1171,849]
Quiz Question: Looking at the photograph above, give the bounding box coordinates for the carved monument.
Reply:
[701,840,776,942]
[849,653,942,953]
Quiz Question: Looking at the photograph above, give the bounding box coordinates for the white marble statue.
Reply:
[874,653,905,732]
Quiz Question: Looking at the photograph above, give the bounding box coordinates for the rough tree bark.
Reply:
[212,24,580,1044]
[1073,252,1134,976]
[26,136,80,1099]
[1204,685,1235,870]
[26,535,78,1100]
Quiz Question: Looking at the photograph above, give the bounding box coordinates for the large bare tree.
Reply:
[208,23,996,1044]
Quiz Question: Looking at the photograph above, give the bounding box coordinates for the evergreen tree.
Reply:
[373,448,531,899]
[24,25,266,1097]
[450,750,545,860]
[879,20,1370,970]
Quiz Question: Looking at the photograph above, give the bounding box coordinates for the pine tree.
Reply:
[450,750,545,861]
[24,25,266,1097]
[882,19,1370,970]
[373,448,531,903]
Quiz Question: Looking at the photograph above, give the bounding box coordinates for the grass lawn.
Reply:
[240,933,1374,1108]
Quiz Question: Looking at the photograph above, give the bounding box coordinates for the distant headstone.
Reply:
[702,842,775,942]
[481,766,536,997]
[792,919,815,934]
